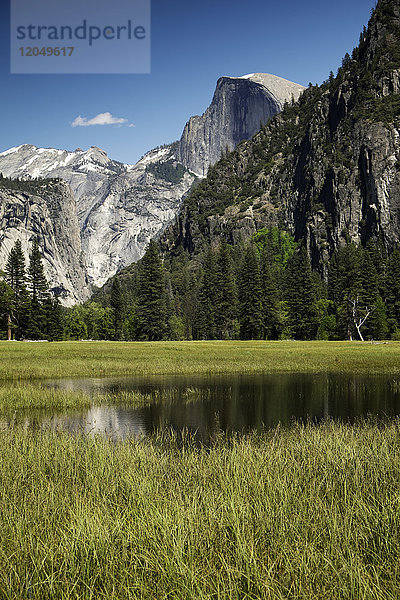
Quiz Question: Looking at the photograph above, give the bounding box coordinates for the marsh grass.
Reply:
[0,384,94,411]
[1,421,400,599]
[0,385,205,416]
[107,387,211,407]
[1,342,400,598]
[0,340,400,381]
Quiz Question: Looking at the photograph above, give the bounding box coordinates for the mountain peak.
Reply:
[178,72,305,176]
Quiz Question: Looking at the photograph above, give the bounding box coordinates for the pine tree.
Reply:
[342,52,351,68]
[385,248,400,335]
[44,296,64,341]
[361,243,388,339]
[164,271,175,338]
[195,247,218,340]
[259,248,279,339]
[214,241,237,339]
[26,237,49,339]
[28,238,48,303]
[5,240,29,339]
[168,248,197,340]
[180,265,197,340]
[238,242,263,340]
[369,296,389,340]
[328,243,363,339]
[0,278,13,340]
[285,247,318,340]
[136,240,167,341]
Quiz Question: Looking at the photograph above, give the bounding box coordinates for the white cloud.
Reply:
[71,112,134,127]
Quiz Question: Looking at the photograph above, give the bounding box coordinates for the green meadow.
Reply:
[0,422,399,599]
[0,340,400,381]
[0,341,400,598]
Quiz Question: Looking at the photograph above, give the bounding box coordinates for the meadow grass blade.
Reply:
[0,421,399,598]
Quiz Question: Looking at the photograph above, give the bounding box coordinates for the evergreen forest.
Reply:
[2,230,399,342]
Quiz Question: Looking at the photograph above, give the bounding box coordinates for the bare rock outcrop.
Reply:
[178,73,305,176]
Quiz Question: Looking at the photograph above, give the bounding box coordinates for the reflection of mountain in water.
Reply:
[48,406,148,440]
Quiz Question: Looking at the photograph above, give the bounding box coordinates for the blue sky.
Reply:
[0,0,376,164]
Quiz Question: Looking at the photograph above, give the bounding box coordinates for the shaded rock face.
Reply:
[0,180,89,305]
[0,144,196,289]
[168,114,400,278]
[178,73,305,176]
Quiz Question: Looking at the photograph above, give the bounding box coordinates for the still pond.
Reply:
[2,372,400,442]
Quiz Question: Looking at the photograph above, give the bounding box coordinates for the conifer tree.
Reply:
[195,247,218,339]
[28,238,48,303]
[180,264,197,340]
[44,296,64,341]
[164,271,176,338]
[215,241,237,339]
[0,277,13,340]
[360,243,388,339]
[168,249,197,340]
[385,247,400,335]
[110,278,124,340]
[5,240,29,339]
[285,247,318,340]
[26,237,49,339]
[259,247,279,339]
[328,243,363,339]
[238,242,263,339]
[136,240,167,341]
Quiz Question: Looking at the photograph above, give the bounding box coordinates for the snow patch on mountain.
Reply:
[0,142,195,290]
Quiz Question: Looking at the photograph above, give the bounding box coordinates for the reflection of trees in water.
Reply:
[138,374,400,440]
[13,374,400,441]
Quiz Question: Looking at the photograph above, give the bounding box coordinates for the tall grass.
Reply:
[0,385,200,416]
[0,384,162,412]
[0,421,399,599]
[0,340,400,380]
[0,384,93,411]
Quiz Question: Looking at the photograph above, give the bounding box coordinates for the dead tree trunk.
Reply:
[7,314,12,341]
[351,296,375,342]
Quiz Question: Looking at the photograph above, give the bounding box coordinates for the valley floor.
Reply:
[0,339,400,380]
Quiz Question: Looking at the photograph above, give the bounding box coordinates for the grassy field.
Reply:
[0,421,399,599]
[0,340,400,380]
[1,341,399,598]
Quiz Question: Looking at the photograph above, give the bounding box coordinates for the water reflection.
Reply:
[20,373,400,438]
[1,373,400,441]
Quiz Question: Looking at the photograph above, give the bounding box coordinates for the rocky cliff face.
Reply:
[177,73,305,176]
[0,144,196,288]
[163,0,400,275]
[0,179,89,305]
[81,147,195,287]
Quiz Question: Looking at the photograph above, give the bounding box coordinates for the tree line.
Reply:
[75,228,400,342]
[123,231,398,343]
[1,229,399,342]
